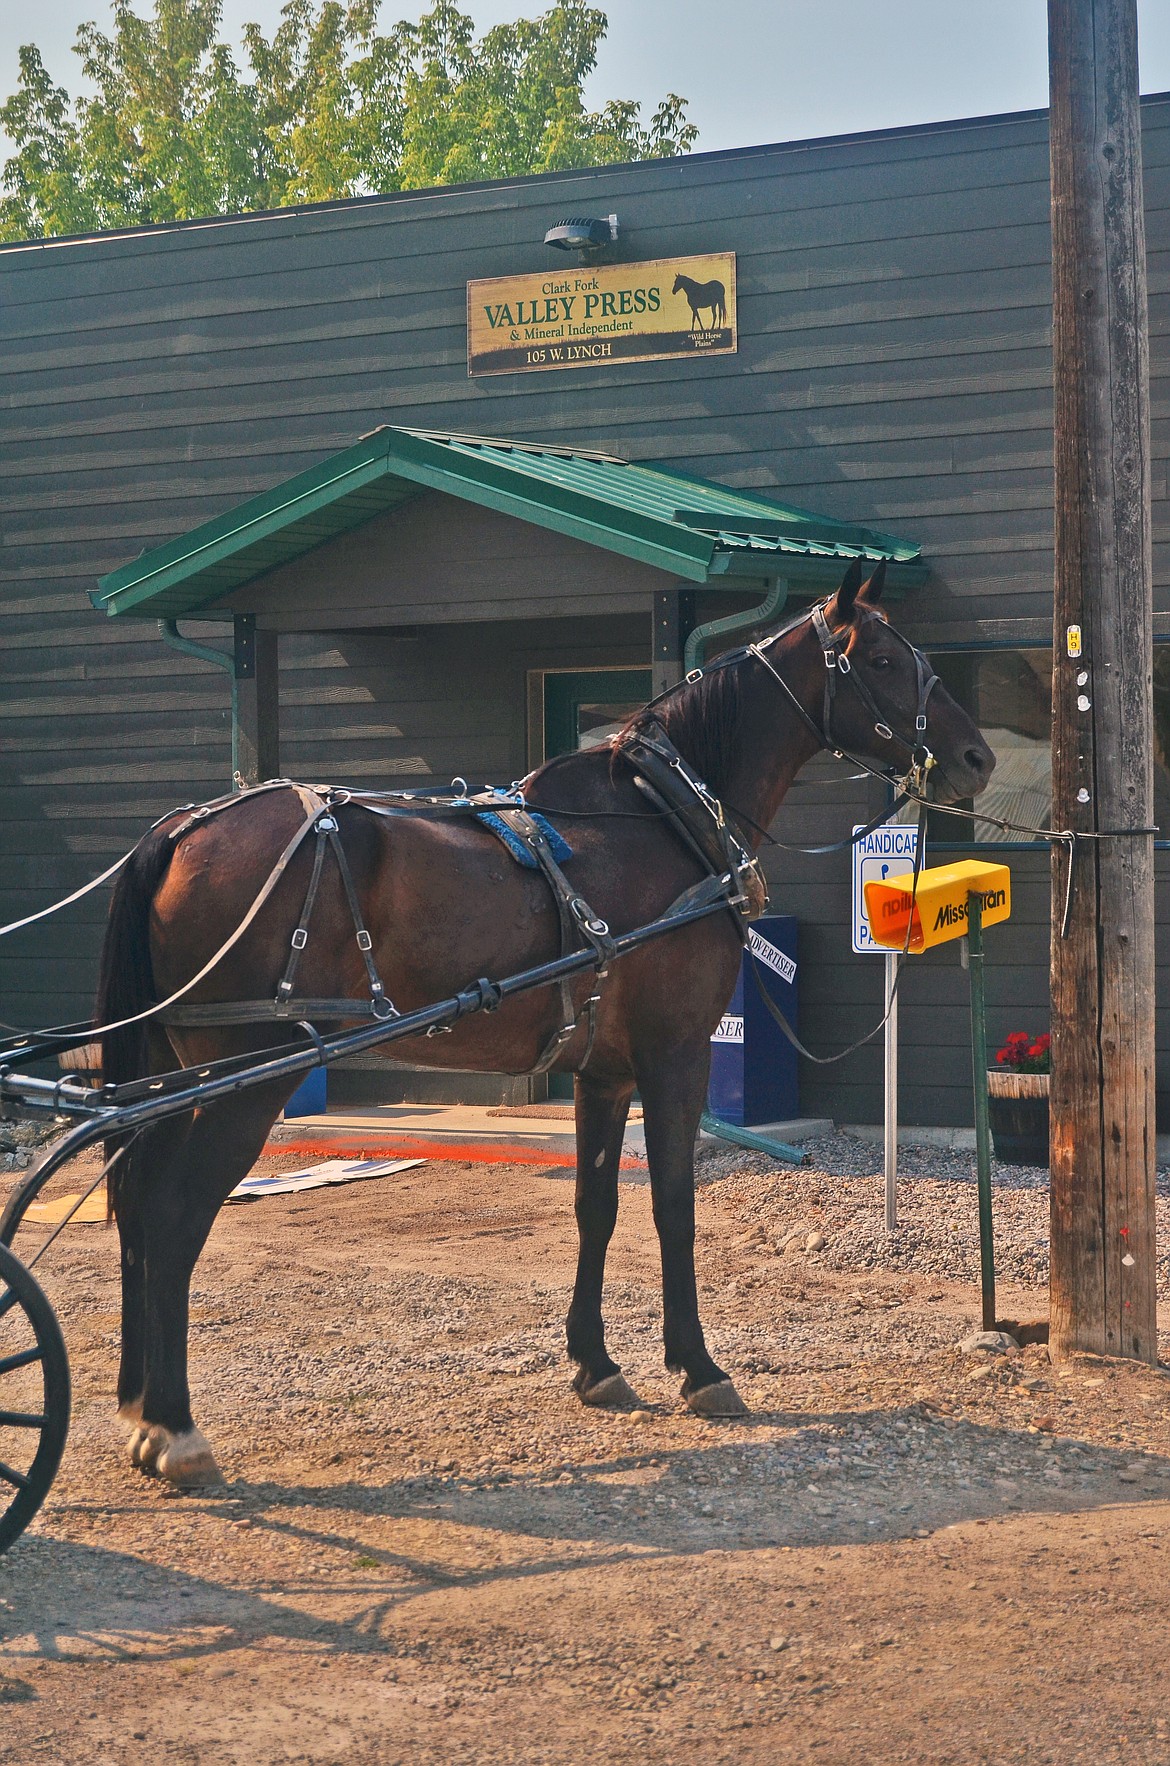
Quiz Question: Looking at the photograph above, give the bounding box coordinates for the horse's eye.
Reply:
[871,655,892,670]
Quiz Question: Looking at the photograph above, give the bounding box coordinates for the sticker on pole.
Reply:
[852,823,921,954]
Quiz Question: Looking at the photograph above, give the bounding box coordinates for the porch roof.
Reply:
[92,425,925,619]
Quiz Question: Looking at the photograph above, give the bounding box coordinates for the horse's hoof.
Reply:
[683,1379,748,1419]
[155,1427,223,1488]
[127,1422,221,1486]
[576,1371,643,1410]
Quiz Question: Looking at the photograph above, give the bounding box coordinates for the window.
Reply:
[922,646,1170,847]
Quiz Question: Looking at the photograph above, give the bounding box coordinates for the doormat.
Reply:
[228,1156,424,1202]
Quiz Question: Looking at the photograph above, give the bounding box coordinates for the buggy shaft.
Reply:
[0,883,736,1247]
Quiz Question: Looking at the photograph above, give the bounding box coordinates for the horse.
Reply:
[672,273,727,331]
[95,562,993,1486]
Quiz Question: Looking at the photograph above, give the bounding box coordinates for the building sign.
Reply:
[467,253,736,376]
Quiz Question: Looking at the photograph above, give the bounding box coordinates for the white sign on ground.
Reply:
[851,822,920,955]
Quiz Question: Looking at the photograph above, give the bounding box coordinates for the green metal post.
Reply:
[967,890,996,1331]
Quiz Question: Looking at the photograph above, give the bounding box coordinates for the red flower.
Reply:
[994,1030,1051,1073]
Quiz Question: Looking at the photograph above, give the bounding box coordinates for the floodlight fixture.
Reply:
[543,214,619,254]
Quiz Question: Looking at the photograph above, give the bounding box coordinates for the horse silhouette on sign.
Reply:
[672,273,727,331]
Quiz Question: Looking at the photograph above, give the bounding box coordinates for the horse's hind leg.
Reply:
[112,1116,187,1428]
[638,1041,747,1418]
[130,1078,292,1486]
[566,1072,642,1408]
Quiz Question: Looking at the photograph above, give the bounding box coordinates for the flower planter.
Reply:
[986,1068,1049,1168]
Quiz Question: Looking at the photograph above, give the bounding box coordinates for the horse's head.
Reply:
[810,561,995,804]
[671,273,684,293]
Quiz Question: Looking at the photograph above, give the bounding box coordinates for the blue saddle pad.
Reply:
[476,810,573,870]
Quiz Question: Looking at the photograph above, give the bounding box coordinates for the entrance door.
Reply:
[540,668,651,1097]
[542,668,652,762]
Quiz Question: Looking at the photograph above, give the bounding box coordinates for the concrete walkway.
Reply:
[269,1103,832,1167]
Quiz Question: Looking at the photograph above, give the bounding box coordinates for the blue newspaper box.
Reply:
[283,1066,327,1119]
[707,914,799,1126]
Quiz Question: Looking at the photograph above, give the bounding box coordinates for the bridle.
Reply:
[748,599,941,800]
[644,594,943,804]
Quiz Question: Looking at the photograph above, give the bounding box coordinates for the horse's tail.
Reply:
[95,826,176,1089]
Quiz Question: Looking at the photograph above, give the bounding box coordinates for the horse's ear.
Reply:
[859,558,887,606]
[834,559,868,621]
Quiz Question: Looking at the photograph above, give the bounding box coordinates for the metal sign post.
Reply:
[966,892,997,1331]
[865,862,1012,1335]
[883,951,898,1231]
[852,823,919,1232]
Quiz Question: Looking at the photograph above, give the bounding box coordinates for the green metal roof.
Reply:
[93,426,924,619]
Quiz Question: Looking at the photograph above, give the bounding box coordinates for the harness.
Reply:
[0,597,945,1075]
[157,782,619,1075]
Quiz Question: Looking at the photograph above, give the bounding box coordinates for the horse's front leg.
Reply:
[566,1071,641,1408]
[638,1040,747,1418]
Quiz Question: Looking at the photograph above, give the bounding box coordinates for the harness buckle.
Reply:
[916,713,928,733]
[836,652,851,675]
[874,722,893,742]
[356,930,373,952]
[290,928,308,950]
[371,995,397,1021]
[823,649,836,669]
[685,668,703,684]
[316,815,337,835]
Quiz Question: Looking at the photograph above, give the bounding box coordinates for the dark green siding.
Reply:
[4,101,1170,1123]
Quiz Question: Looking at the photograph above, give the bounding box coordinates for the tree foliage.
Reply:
[0,0,698,240]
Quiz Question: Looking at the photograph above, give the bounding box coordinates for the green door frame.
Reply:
[541,667,653,760]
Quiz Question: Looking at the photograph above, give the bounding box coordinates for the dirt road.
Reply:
[3,1152,1170,1764]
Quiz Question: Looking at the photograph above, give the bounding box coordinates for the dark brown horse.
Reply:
[96,566,993,1485]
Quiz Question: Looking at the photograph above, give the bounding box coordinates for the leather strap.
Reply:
[617,727,766,920]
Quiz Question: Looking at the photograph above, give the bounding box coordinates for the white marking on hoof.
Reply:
[578,1372,643,1409]
[155,1427,222,1488]
[127,1423,165,1469]
[684,1379,749,1419]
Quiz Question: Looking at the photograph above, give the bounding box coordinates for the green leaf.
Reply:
[0,0,698,240]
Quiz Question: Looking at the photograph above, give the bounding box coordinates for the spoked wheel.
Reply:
[0,1240,70,1555]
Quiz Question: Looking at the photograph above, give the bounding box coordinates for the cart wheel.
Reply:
[0,1241,70,1556]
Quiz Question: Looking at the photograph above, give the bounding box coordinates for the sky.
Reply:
[3,0,1170,164]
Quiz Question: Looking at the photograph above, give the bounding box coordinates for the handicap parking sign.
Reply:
[851,823,920,954]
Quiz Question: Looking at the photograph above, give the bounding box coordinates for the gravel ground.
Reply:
[5,1129,1170,1762]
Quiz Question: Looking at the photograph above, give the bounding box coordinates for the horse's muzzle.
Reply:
[932,738,996,805]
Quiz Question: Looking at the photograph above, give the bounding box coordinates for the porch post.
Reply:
[233,615,280,787]
[652,586,696,699]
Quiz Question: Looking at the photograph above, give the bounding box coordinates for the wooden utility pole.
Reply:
[1048,0,1157,1361]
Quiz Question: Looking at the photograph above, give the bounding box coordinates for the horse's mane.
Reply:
[617,664,744,797]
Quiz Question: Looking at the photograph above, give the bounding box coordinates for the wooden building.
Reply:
[4,97,1170,1124]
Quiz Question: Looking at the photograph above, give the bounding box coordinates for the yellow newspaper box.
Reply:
[863,859,1011,953]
